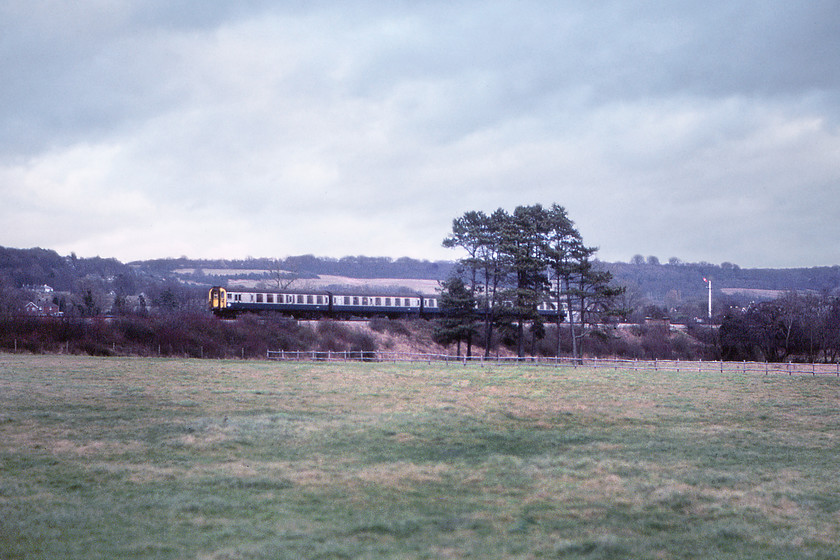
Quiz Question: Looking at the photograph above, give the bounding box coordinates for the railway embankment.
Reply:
[1,312,722,361]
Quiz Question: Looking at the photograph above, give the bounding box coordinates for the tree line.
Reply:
[719,291,840,362]
[436,203,624,359]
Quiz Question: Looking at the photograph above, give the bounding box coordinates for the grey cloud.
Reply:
[2,1,839,266]
[0,0,280,156]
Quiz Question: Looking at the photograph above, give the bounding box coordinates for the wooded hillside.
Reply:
[2,245,839,319]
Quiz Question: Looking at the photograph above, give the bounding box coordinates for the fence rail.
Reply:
[266,350,840,376]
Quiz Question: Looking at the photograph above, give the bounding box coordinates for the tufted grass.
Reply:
[1,353,839,559]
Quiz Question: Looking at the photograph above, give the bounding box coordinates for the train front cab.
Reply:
[209,286,227,313]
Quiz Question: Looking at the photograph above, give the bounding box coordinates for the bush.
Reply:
[369,317,411,337]
[316,320,376,353]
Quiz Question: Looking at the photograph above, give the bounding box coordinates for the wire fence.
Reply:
[266,350,840,376]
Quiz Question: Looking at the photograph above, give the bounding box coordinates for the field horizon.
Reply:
[1,354,838,559]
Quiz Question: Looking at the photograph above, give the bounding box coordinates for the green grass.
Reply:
[1,354,839,559]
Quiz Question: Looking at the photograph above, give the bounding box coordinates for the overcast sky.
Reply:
[2,1,839,268]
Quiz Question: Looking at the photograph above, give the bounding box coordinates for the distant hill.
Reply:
[2,246,839,310]
[0,247,137,292]
[132,255,454,281]
[602,260,840,304]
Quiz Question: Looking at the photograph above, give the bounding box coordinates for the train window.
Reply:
[297,295,304,304]
[266,294,274,303]
[374,297,381,306]
[385,298,391,306]
[307,295,314,304]
[362,297,369,305]
[343,296,350,305]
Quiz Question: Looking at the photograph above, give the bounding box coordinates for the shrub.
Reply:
[369,317,411,337]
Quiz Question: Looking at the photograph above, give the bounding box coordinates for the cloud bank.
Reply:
[2,1,839,267]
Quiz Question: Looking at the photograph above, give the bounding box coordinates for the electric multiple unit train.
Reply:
[208,286,563,319]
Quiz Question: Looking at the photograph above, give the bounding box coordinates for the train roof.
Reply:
[218,286,439,297]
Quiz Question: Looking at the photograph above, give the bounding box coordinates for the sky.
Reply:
[2,1,839,268]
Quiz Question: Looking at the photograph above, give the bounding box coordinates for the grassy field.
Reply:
[1,354,839,559]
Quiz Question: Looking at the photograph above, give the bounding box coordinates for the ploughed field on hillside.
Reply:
[2,354,839,559]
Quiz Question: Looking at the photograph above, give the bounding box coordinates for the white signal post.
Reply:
[703,277,712,321]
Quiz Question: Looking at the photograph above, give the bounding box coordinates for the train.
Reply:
[208,286,563,320]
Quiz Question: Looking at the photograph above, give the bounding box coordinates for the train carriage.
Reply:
[209,286,565,321]
[208,287,439,318]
